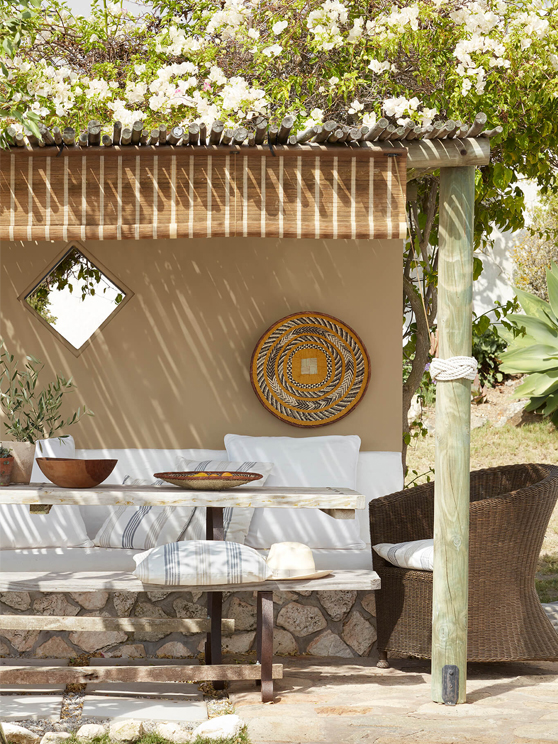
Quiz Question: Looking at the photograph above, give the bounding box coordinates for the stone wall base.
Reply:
[0,589,377,660]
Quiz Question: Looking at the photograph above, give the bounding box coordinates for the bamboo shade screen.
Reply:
[0,148,407,241]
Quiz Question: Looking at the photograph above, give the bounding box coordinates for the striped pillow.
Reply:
[373,539,434,571]
[94,477,195,549]
[133,540,271,585]
[175,459,274,544]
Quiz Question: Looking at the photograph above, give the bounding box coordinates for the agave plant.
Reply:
[499,262,558,425]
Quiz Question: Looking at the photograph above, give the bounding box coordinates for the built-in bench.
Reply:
[0,569,380,702]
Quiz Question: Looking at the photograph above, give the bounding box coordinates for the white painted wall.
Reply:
[473,181,540,318]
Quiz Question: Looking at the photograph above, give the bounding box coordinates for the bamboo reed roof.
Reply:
[5,112,499,151]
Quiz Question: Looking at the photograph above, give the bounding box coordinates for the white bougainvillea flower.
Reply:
[272,20,288,34]
[262,43,282,57]
[368,59,391,74]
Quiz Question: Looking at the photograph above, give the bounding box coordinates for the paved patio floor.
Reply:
[228,657,558,744]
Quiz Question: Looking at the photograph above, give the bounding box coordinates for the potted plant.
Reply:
[0,344,93,483]
[0,445,14,486]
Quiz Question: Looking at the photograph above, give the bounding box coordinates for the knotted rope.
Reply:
[429,356,478,382]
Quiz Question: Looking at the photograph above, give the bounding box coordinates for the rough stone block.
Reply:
[342,611,377,656]
[103,644,146,659]
[40,733,71,744]
[228,598,257,631]
[76,725,106,741]
[113,593,136,616]
[307,630,353,658]
[35,637,76,658]
[273,628,298,655]
[173,598,206,619]
[70,592,109,610]
[277,603,327,637]
[33,594,79,617]
[192,715,242,741]
[1,630,39,653]
[109,720,144,743]
[69,631,128,653]
[360,593,376,616]
[2,723,40,744]
[317,591,357,621]
[222,632,255,654]
[134,602,169,618]
[0,592,32,611]
[146,591,172,602]
[156,641,194,658]
[154,723,191,743]
[0,640,13,656]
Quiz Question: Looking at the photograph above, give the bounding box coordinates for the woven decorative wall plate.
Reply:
[250,312,371,428]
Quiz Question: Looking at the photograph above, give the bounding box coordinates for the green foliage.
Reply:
[513,193,558,302]
[472,299,520,389]
[499,263,558,425]
[0,343,93,443]
[0,445,12,458]
[0,0,42,144]
[63,727,250,744]
[25,247,124,318]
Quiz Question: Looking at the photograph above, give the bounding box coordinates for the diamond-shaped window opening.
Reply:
[21,242,132,357]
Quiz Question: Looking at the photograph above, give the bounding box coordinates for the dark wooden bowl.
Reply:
[35,458,118,488]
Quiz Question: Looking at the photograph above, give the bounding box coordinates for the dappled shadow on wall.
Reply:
[4,237,398,450]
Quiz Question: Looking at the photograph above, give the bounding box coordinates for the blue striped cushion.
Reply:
[373,539,434,571]
[133,540,271,585]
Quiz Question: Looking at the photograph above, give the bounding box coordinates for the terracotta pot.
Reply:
[0,455,14,486]
[2,441,35,484]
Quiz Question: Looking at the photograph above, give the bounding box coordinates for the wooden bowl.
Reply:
[153,471,263,490]
[36,458,118,488]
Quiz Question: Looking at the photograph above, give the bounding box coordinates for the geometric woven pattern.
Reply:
[250,311,370,427]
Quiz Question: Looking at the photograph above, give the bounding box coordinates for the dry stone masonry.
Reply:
[0,589,377,659]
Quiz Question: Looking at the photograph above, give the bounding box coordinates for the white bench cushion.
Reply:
[225,434,365,550]
[0,546,371,573]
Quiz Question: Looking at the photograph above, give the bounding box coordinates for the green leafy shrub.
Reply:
[513,194,558,303]
[0,343,93,443]
[472,299,520,389]
[499,263,558,425]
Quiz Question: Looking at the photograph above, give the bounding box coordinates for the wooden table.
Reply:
[0,483,374,701]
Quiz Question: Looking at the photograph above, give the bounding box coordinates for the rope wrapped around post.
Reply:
[429,356,478,382]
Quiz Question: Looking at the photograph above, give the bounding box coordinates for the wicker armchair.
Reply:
[369,463,558,664]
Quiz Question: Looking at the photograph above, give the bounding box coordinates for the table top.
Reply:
[0,483,365,518]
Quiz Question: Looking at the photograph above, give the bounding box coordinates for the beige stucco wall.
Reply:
[0,238,402,451]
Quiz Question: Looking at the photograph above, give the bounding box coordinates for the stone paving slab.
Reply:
[227,656,558,744]
[0,695,62,721]
[81,695,208,722]
[82,657,207,721]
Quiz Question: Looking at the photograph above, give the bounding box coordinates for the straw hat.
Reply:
[266,542,332,581]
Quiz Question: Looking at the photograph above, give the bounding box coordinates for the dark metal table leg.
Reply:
[205,506,225,690]
[257,590,274,702]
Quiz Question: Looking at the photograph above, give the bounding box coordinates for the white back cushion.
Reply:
[225,434,364,550]
[76,448,226,538]
[0,505,92,549]
[356,451,404,544]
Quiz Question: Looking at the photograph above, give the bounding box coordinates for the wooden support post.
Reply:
[431,165,475,705]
